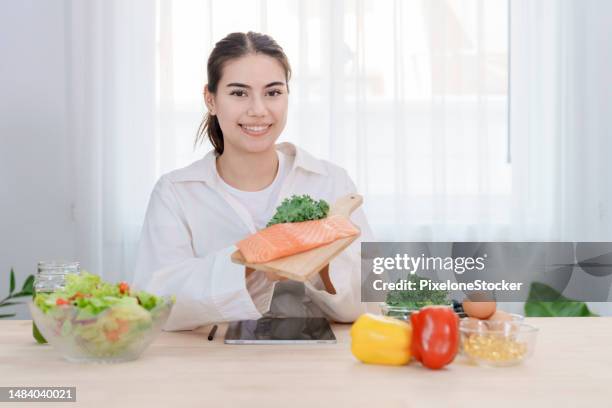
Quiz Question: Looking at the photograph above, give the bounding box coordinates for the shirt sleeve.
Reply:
[303,169,375,323]
[131,176,268,331]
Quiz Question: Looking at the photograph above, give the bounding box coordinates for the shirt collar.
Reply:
[168,142,328,184]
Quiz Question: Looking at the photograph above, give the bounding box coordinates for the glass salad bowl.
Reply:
[29,296,173,363]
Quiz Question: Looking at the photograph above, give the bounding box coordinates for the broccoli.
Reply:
[385,274,450,310]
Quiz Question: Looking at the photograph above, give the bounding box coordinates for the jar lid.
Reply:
[37,261,80,272]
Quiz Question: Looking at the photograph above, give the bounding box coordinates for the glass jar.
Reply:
[33,261,80,343]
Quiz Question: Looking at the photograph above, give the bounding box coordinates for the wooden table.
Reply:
[1,318,611,407]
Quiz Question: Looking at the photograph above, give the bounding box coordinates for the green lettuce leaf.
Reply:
[33,271,167,317]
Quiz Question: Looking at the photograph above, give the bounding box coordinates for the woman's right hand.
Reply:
[245,266,288,282]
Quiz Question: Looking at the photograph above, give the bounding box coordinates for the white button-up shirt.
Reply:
[132,142,374,331]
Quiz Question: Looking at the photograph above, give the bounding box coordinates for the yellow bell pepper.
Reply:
[350,313,412,366]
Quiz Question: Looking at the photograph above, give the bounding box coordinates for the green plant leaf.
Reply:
[524,282,598,317]
[0,301,22,308]
[10,291,32,299]
[9,268,15,295]
[0,313,16,319]
[21,274,35,294]
[526,282,563,301]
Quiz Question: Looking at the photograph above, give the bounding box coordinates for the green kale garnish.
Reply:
[267,194,330,227]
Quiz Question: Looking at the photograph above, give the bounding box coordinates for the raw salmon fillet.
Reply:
[236,215,359,263]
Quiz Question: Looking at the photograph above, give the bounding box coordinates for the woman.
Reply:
[132,32,373,331]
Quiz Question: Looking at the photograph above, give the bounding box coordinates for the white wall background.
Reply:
[0,0,76,318]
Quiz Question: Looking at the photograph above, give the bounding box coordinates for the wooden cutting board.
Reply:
[230,194,363,282]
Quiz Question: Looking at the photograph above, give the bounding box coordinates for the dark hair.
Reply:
[195,31,292,155]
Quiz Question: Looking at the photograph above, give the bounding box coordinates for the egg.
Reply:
[462,300,496,319]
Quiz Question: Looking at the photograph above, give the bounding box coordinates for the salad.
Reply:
[33,272,174,358]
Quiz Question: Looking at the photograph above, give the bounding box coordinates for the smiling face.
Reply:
[204,53,289,155]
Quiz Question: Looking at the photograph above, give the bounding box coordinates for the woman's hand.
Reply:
[245,266,288,282]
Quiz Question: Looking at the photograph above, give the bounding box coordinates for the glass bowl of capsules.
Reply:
[459,318,538,367]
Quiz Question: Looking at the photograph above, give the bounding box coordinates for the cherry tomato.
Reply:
[118,282,130,295]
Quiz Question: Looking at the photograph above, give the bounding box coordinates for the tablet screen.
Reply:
[224,317,337,344]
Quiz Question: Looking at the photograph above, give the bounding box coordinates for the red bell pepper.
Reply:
[410,306,459,369]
